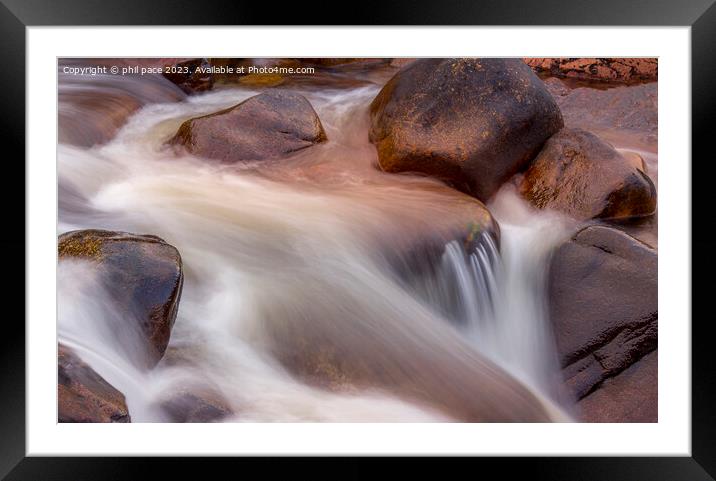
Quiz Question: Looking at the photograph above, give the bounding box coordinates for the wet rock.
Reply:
[519,128,657,220]
[383,195,500,283]
[369,58,563,202]
[58,59,186,147]
[622,151,647,173]
[169,90,327,163]
[525,58,657,83]
[549,225,657,400]
[268,318,557,422]
[389,58,417,68]
[553,82,658,146]
[577,350,657,422]
[58,230,184,367]
[205,58,391,89]
[159,390,233,423]
[162,58,214,94]
[299,58,388,67]
[208,58,296,86]
[58,344,130,423]
[542,77,571,98]
[259,235,558,423]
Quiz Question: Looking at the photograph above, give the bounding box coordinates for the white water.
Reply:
[58,77,573,422]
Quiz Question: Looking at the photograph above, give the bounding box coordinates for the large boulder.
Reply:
[368,58,564,201]
[548,225,657,402]
[168,90,327,163]
[519,128,657,220]
[58,230,184,367]
[577,350,657,422]
[58,344,130,423]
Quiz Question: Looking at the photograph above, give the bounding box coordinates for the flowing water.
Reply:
[58,67,576,422]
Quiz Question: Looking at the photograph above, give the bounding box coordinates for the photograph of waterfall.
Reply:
[56,57,658,423]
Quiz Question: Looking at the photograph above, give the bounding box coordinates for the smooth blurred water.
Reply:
[57,72,573,422]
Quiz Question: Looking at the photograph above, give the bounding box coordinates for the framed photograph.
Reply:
[5,0,714,478]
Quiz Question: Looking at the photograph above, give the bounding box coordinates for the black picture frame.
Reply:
[3,0,713,478]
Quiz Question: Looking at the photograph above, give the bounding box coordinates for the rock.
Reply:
[208,58,298,86]
[58,344,130,423]
[269,322,556,422]
[159,390,233,423]
[205,58,388,89]
[162,58,214,94]
[622,151,647,173]
[299,58,387,67]
[519,128,657,220]
[577,350,657,422]
[542,77,571,98]
[383,195,500,283]
[524,58,658,83]
[369,58,563,201]
[258,212,560,423]
[58,230,184,367]
[169,90,327,163]
[389,58,417,68]
[59,59,186,147]
[549,225,657,400]
[552,82,658,146]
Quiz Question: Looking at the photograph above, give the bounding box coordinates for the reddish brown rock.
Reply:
[159,390,233,423]
[58,230,184,367]
[169,90,327,163]
[369,58,563,202]
[554,83,658,140]
[205,58,392,89]
[162,58,214,94]
[524,58,658,83]
[58,344,130,423]
[389,58,417,68]
[577,350,657,422]
[299,58,388,67]
[549,225,657,404]
[520,128,657,220]
[269,323,555,422]
[58,59,186,147]
[623,151,647,173]
[383,194,500,285]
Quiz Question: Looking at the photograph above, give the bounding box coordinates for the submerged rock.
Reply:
[519,128,657,220]
[548,225,657,403]
[267,318,557,422]
[369,58,563,201]
[58,230,184,367]
[159,390,233,423]
[168,90,327,163]
[58,344,130,423]
[258,229,560,423]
